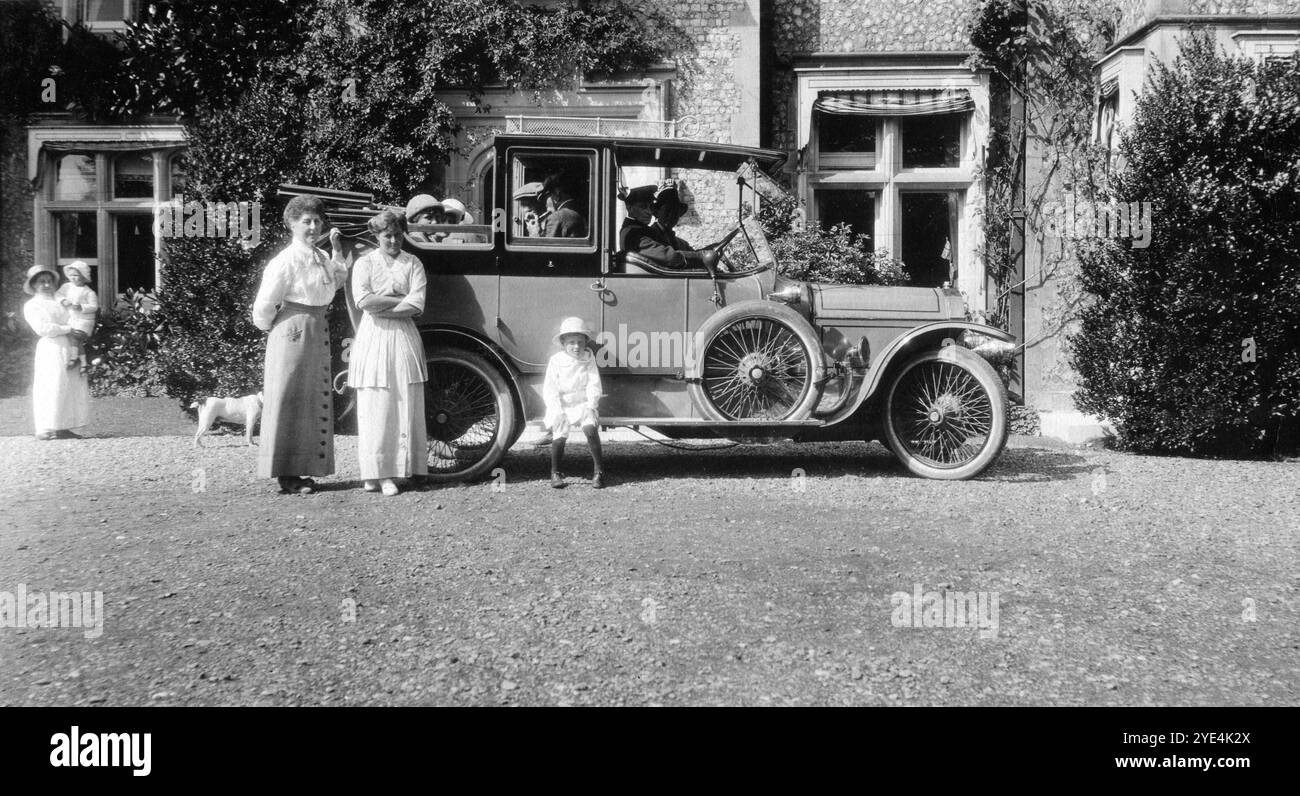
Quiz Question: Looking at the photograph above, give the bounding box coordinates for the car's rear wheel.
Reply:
[882,345,1008,480]
[424,348,517,483]
[690,302,824,422]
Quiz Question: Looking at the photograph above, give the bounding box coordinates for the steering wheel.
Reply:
[702,224,745,272]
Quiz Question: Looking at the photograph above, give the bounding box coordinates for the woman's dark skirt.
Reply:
[257,301,334,478]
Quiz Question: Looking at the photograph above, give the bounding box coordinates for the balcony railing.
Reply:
[504,115,702,140]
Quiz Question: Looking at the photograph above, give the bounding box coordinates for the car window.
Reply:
[505,148,597,251]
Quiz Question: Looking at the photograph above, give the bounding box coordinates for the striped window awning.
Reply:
[814,88,974,117]
[1100,78,1119,99]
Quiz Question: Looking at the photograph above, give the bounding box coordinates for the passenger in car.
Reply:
[513,181,548,237]
[619,182,708,270]
[542,174,587,238]
[405,194,446,244]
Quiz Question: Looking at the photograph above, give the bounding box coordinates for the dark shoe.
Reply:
[592,472,605,489]
[277,476,315,495]
[55,429,82,439]
[550,472,565,489]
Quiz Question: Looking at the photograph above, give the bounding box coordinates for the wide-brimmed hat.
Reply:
[404,194,442,221]
[553,316,594,346]
[619,184,657,205]
[63,260,91,283]
[24,264,59,295]
[653,179,689,214]
[440,197,468,223]
[512,182,547,202]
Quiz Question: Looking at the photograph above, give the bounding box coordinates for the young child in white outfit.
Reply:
[55,261,98,371]
[543,316,605,488]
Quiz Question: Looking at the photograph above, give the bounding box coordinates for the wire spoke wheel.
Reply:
[700,317,812,420]
[883,347,1008,480]
[424,349,517,481]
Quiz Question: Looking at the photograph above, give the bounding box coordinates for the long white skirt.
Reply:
[32,336,89,433]
[356,383,428,479]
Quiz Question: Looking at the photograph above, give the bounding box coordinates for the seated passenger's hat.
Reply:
[553,316,594,346]
[405,194,443,221]
[513,182,547,202]
[440,197,469,223]
[619,185,657,205]
[653,179,688,213]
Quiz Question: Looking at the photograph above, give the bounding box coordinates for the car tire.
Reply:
[424,348,518,483]
[688,301,826,422]
[882,344,1008,480]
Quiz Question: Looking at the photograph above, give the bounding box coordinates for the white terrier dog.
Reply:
[191,392,263,446]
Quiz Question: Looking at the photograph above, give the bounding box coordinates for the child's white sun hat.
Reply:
[554,316,594,346]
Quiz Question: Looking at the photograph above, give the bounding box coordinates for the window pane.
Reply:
[507,151,592,243]
[170,154,188,198]
[900,193,956,287]
[901,115,962,168]
[113,153,154,199]
[815,190,874,243]
[55,212,98,264]
[817,111,876,153]
[84,0,129,22]
[116,215,156,291]
[55,155,96,200]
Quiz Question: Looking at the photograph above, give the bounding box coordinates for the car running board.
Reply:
[600,418,825,428]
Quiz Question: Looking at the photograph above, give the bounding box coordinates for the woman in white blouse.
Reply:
[22,265,90,440]
[251,195,349,494]
[347,210,428,496]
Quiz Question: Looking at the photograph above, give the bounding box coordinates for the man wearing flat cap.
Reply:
[619,181,708,270]
[513,181,547,237]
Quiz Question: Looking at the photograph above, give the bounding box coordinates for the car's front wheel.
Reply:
[882,345,1008,480]
[689,302,825,422]
[424,348,518,483]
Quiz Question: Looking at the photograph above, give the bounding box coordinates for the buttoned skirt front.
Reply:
[258,302,334,478]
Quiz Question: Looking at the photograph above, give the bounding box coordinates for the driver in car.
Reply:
[619,182,709,271]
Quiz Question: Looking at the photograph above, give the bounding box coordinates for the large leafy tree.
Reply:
[106,0,680,406]
[1070,32,1300,455]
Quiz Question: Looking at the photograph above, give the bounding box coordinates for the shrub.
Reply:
[85,289,166,397]
[756,193,909,286]
[1070,32,1300,456]
[154,236,271,409]
[0,310,35,398]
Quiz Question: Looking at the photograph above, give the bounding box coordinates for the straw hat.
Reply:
[512,182,546,202]
[404,194,442,221]
[440,197,468,223]
[553,316,594,346]
[24,264,59,295]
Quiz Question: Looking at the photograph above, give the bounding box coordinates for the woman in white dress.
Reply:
[22,265,90,440]
[347,210,428,496]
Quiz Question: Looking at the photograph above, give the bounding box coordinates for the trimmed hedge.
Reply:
[1070,32,1300,456]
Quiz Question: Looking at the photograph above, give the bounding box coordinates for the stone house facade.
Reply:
[7,0,1298,436]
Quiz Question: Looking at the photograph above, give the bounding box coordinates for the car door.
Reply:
[495,145,603,369]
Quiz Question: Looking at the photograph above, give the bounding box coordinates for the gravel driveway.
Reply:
[1,399,1296,706]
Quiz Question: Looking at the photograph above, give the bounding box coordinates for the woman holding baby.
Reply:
[347,210,428,496]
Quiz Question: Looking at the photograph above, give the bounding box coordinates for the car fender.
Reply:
[685,300,830,384]
[420,325,527,410]
[818,321,1015,426]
